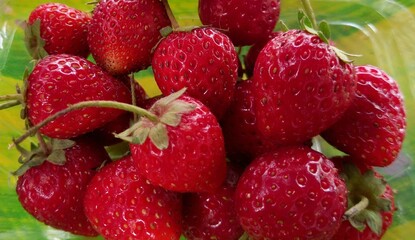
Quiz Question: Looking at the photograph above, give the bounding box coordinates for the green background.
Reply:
[1,0,415,239]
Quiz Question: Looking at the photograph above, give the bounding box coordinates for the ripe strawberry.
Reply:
[127,93,227,193]
[88,0,171,75]
[25,54,131,139]
[182,163,244,240]
[221,79,280,163]
[244,32,282,78]
[252,29,356,145]
[235,146,347,239]
[198,0,281,46]
[330,156,396,240]
[152,27,239,119]
[16,137,110,236]
[322,65,406,167]
[26,3,91,58]
[84,155,183,240]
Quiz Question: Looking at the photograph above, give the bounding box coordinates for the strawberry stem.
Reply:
[161,0,180,29]
[300,0,318,29]
[36,132,50,156]
[0,93,23,102]
[129,73,138,122]
[0,100,21,110]
[10,100,158,147]
[344,196,369,219]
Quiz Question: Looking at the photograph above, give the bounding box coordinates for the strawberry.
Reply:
[25,54,131,139]
[84,155,183,240]
[88,0,171,75]
[198,0,281,46]
[322,65,406,167]
[244,32,282,78]
[252,29,356,145]
[221,79,280,164]
[182,163,244,240]
[330,156,396,240]
[152,27,239,119]
[15,137,110,236]
[25,3,91,59]
[123,92,227,193]
[235,146,347,240]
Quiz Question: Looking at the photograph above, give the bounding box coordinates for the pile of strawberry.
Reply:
[0,0,407,239]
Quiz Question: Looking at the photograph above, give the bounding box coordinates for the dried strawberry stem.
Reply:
[300,0,318,29]
[161,0,180,29]
[344,196,369,219]
[129,73,138,122]
[0,100,21,110]
[10,100,158,147]
[36,132,50,155]
[0,93,23,102]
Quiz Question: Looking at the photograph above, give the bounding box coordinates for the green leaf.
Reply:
[133,125,151,145]
[24,19,48,59]
[51,139,75,150]
[153,88,187,109]
[365,210,383,236]
[160,100,196,126]
[277,20,289,32]
[319,20,331,39]
[47,149,66,165]
[149,123,169,150]
[317,31,330,44]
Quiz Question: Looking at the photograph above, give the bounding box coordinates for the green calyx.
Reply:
[115,88,195,150]
[341,163,393,236]
[24,19,48,60]
[12,138,75,176]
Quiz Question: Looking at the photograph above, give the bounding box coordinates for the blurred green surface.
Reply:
[1,0,415,239]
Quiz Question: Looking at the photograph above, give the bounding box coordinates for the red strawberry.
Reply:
[252,29,356,145]
[84,155,183,240]
[244,32,282,78]
[330,157,396,240]
[125,92,227,193]
[16,137,110,236]
[322,65,406,167]
[88,0,171,75]
[152,27,239,119]
[198,0,281,46]
[182,163,244,240]
[26,3,91,58]
[221,79,280,163]
[25,54,131,139]
[235,146,347,240]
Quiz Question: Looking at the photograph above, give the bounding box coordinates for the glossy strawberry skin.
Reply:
[322,65,406,167]
[28,3,91,57]
[182,163,244,240]
[221,79,280,163]
[16,138,110,236]
[152,27,239,119]
[26,54,131,139]
[84,155,183,240]
[235,146,347,240]
[130,95,227,193]
[244,32,282,78]
[198,0,281,46]
[88,0,171,75]
[253,30,356,146]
